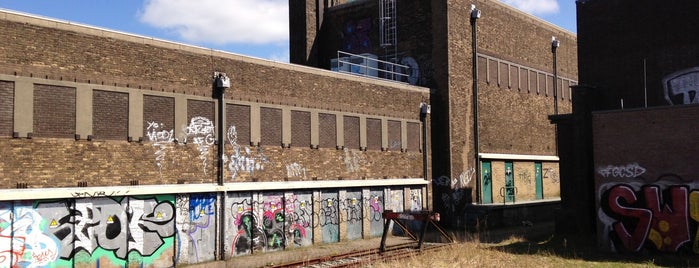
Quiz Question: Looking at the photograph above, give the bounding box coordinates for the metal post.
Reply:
[421,102,430,209]
[552,37,560,115]
[214,72,230,261]
[470,5,481,204]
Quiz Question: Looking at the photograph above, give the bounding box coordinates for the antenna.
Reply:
[643,58,648,108]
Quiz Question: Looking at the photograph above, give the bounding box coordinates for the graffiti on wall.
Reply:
[225,126,269,180]
[286,162,307,179]
[434,169,474,216]
[663,67,699,105]
[342,191,363,240]
[544,168,560,183]
[597,178,699,253]
[342,18,372,54]
[341,148,367,173]
[176,193,216,264]
[182,117,216,175]
[597,163,647,179]
[0,196,176,267]
[146,121,175,176]
[410,189,422,211]
[228,192,313,256]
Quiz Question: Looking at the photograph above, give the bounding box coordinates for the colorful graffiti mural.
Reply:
[0,186,415,266]
[597,174,699,253]
[0,196,175,268]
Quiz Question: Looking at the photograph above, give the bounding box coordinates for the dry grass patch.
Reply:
[370,234,697,268]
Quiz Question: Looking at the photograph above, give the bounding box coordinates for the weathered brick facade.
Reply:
[289,0,576,214]
[0,10,428,189]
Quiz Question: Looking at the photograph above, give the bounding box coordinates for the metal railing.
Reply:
[332,51,409,83]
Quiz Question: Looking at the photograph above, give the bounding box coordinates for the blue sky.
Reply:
[0,0,576,62]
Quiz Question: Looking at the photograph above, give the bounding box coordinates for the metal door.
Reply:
[482,161,492,204]
[535,162,543,199]
[505,161,515,202]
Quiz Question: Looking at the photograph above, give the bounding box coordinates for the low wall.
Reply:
[0,180,426,267]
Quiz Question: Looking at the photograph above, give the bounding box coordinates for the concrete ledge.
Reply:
[0,178,428,201]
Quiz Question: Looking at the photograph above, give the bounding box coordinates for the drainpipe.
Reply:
[214,72,230,260]
[420,102,430,209]
[470,5,481,204]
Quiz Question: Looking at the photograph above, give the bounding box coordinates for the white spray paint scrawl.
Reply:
[183,117,215,175]
[225,126,269,180]
[146,121,174,176]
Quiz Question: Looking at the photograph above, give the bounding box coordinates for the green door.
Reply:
[482,161,492,204]
[535,162,543,199]
[505,161,515,202]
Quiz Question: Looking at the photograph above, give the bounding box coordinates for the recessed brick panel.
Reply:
[498,62,508,88]
[227,104,250,146]
[319,113,336,148]
[33,84,76,138]
[343,116,359,150]
[260,107,282,147]
[509,66,519,89]
[0,81,13,137]
[488,59,498,85]
[388,120,401,150]
[187,100,214,124]
[143,95,175,138]
[366,118,381,151]
[407,122,420,152]
[478,57,488,84]
[93,90,128,140]
[291,110,311,148]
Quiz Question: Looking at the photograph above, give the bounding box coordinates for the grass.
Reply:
[369,229,699,268]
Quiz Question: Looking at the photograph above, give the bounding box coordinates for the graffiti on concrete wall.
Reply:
[434,169,474,217]
[343,191,363,240]
[225,126,269,180]
[228,192,314,256]
[182,117,215,175]
[0,196,175,267]
[319,193,340,243]
[146,121,175,176]
[176,193,216,264]
[410,188,422,211]
[368,190,384,237]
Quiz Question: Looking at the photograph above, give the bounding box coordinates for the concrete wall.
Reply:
[594,105,699,253]
[0,180,425,267]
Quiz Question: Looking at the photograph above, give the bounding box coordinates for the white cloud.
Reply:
[138,0,289,45]
[269,48,290,63]
[500,0,560,15]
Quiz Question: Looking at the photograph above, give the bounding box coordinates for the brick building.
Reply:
[552,0,699,253]
[290,0,578,224]
[0,9,429,267]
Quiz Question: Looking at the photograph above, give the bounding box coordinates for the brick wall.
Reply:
[318,113,336,148]
[291,110,311,148]
[0,10,428,190]
[406,122,420,152]
[33,84,76,138]
[343,116,359,150]
[227,104,251,146]
[187,100,214,123]
[260,107,282,147]
[387,120,401,151]
[143,95,175,139]
[366,118,381,151]
[0,81,12,137]
[93,90,128,140]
